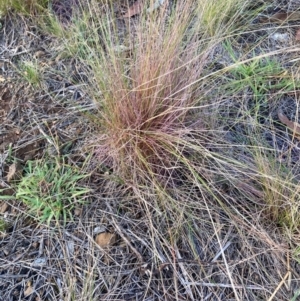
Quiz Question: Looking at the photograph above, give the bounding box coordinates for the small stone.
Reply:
[32,257,47,266]
[74,208,81,216]
[270,32,289,43]
[93,226,107,235]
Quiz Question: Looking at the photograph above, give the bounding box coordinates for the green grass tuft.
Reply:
[15,158,89,224]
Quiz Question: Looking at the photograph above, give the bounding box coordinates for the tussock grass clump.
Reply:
[252,141,300,230]
[96,31,203,183]
[86,5,189,183]
[85,0,244,190]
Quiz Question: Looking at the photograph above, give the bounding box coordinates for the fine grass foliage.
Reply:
[223,41,286,98]
[39,11,66,37]
[0,0,49,15]
[15,158,89,224]
[18,60,42,87]
[219,41,300,231]
[251,144,300,230]
[80,0,274,211]
[62,11,99,60]
[0,218,8,234]
[85,1,212,185]
[197,0,259,37]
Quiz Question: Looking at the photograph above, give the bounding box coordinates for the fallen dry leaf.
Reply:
[6,162,22,182]
[24,285,34,297]
[122,0,144,18]
[278,111,300,139]
[74,208,82,216]
[259,11,300,23]
[6,163,17,182]
[0,202,8,214]
[34,50,46,58]
[95,232,116,248]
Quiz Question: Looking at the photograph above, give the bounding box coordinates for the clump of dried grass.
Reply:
[86,1,219,191]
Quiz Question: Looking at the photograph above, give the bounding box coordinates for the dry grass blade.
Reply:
[185,281,265,290]
[267,272,290,301]
[278,110,300,139]
[174,246,194,300]
[111,215,145,264]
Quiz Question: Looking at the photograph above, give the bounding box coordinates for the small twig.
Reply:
[212,241,232,262]
[65,231,85,244]
[286,250,291,290]
[9,49,30,57]
[186,281,264,290]
[106,202,145,264]
[267,271,289,301]
[175,246,194,300]
[38,236,44,256]
[0,274,29,279]
[111,216,145,264]
[32,114,60,156]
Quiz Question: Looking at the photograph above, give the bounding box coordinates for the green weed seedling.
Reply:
[222,41,298,122]
[223,41,284,98]
[225,43,300,99]
[15,158,89,225]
